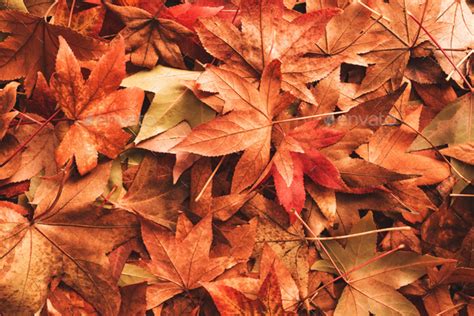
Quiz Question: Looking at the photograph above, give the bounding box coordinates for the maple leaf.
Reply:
[204,265,290,315]
[242,194,313,302]
[114,154,188,229]
[202,244,300,314]
[0,162,139,315]
[136,214,236,309]
[320,83,408,161]
[271,120,346,219]
[0,81,19,140]
[106,2,194,68]
[0,10,106,91]
[354,0,454,96]
[195,0,341,103]
[354,91,451,219]
[174,60,290,193]
[121,65,215,142]
[51,36,144,175]
[313,212,452,316]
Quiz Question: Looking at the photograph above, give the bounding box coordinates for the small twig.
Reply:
[272,110,348,124]
[307,226,412,241]
[436,302,466,316]
[357,0,391,22]
[68,0,77,27]
[100,185,118,208]
[194,156,225,202]
[43,0,59,21]
[15,112,43,126]
[446,49,473,81]
[450,193,474,198]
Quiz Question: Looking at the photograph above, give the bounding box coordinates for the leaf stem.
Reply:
[68,0,76,27]
[272,110,348,124]
[357,0,391,22]
[306,226,412,241]
[43,0,58,21]
[194,156,225,202]
[450,193,474,198]
[446,49,473,81]
[15,112,43,126]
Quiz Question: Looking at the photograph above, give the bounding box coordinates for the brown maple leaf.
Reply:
[204,265,291,315]
[0,162,138,315]
[0,10,106,92]
[106,2,194,69]
[202,244,300,314]
[195,0,341,103]
[313,212,453,316]
[174,60,291,193]
[242,194,313,303]
[137,214,236,309]
[51,36,144,175]
[354,0,454,96]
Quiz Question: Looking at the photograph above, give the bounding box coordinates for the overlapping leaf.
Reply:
[51,37,144,175]
[0,163,138,315]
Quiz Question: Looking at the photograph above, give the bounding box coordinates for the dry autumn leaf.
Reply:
[195,0,341,103]
[0,0,472,314]
[136,214,236,309]
[0,10,106,91]
[313,212,453,316]
[0,163,138,315]
[51,36,144,175]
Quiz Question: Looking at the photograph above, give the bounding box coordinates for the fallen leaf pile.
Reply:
[0,0,472,315]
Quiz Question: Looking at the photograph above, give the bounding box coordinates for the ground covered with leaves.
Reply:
[0,0,472,315]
